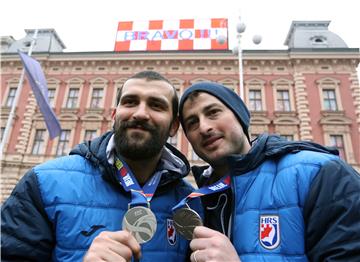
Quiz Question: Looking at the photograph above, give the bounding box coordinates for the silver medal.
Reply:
[122,206,157,243]
[173,208,203,240]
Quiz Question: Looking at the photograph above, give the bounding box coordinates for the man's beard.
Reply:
[114,119,170,160]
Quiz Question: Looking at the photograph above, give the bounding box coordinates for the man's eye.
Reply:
[186,120,198,130]
[209,109,221,116]
[122,100,136,106]
[152,103,163,109]
[150,101,167,111]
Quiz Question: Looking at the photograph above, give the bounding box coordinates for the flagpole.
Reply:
[0,29,39,157]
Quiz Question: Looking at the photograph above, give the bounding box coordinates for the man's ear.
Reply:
[111,108,116,120]
[169,117,180,137]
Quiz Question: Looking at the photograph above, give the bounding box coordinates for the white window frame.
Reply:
[245,79,266,111]
[88,78,107,109]
[316,78,343,111]
[62,78,84,109]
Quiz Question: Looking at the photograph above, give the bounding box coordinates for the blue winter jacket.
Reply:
[192,134,360,261]
[1,131,202,261]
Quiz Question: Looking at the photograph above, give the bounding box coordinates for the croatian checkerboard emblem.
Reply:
[260,215,280,249]
[167,219,177,245]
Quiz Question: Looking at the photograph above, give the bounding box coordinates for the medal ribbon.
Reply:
[115,156,162,207]
[172,175,231,212]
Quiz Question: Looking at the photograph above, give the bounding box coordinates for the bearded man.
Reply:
[1,71,202,262]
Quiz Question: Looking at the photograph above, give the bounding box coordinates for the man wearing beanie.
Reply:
[179,82,360,262]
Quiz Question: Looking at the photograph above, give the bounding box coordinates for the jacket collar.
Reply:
[70,131,191,189]
[192,133,339,187]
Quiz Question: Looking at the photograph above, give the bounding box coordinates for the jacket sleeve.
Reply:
[303,158,360,262]
[1,169,54,261]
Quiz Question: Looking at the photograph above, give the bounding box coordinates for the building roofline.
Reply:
[1,49,358,63]
[25,28,66,49]
[284,20,331,46]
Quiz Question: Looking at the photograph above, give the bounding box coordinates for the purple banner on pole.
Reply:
[18,51,61,139]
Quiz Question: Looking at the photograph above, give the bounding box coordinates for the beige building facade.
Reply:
[1,22,360,202]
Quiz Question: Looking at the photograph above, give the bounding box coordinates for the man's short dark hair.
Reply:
[116,71,178,120]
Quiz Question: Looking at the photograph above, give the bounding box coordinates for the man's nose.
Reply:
[132,103,150,120]
[199,117,213,134]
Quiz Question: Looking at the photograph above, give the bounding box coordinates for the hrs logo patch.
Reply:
[259,215,280,249]
[167,219,177,245]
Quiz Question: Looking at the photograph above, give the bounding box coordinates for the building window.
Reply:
[249,90,262,111]
[84,130,97,141]
[276,90,291,111]
[280,134,294,141]
[32,129,46,155]
[90,88,103,108]
[219,80,237,92]
[56,130,71,156]
[48,88,56,106]
[329,135,345,160]
[169,78,184,97]
[167,134,178,148]
[66,88,79,108]
[323,89,338,111]
[6,88,17,107]
[311,36,327,46]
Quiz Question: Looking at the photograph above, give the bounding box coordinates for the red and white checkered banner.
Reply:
[114,18,228,52]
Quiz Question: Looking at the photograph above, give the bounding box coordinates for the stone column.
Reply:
[293,70,313,141]
[349,71,360,132]
[15,93,37,154]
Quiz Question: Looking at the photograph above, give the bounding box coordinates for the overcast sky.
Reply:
[1,0,359,52]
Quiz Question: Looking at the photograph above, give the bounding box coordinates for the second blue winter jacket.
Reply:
[192,134,360,261]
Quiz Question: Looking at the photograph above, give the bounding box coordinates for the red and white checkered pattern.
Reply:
[114,18,228,52]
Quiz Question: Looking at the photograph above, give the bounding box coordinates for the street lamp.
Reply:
[217,17,262,100]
